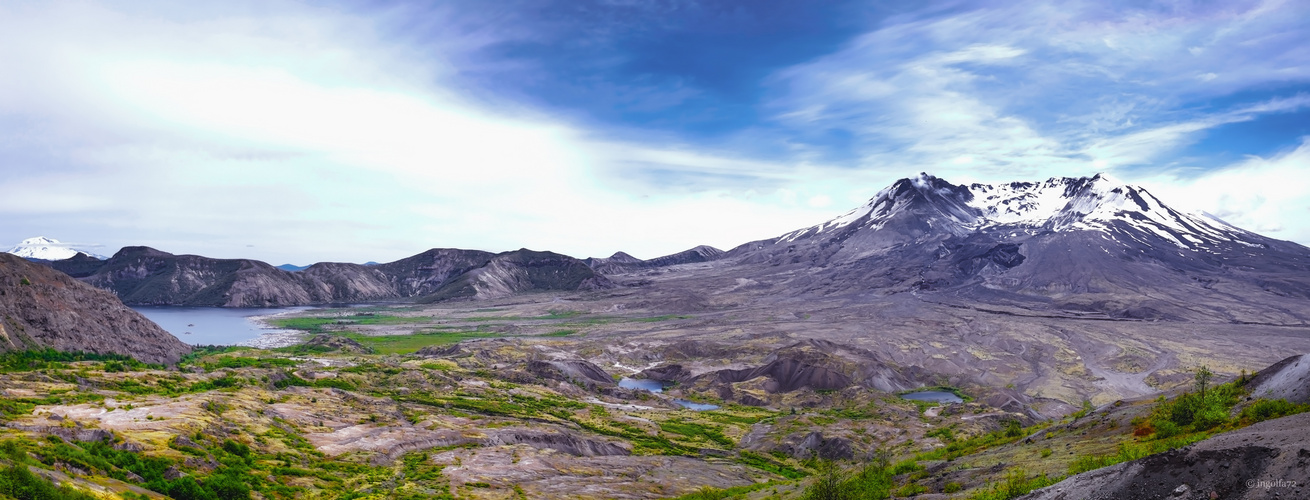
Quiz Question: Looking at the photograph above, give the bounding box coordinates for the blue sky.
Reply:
[1,0,1308,264]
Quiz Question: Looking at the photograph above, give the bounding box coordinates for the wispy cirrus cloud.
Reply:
[762,0,1310,177]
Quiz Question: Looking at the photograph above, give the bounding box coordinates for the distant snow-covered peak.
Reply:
[5,236,106,260]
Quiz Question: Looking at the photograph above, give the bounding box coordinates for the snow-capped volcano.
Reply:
[724,173,1310,323]
[775,173,1261,251]
[5,237,106,260]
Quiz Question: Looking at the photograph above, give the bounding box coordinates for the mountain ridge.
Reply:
[58,246,609,307]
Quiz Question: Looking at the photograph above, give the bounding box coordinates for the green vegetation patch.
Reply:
[967,467,1063,500]
[342,331,500,354]
[658,420,735,448]
[0,349,156,373]
[800,458,893,500]
[736,451,806,479]
[538,329,578,337]
[914,418,1040,462]
[202,355,298,370]
[269,312,430,334]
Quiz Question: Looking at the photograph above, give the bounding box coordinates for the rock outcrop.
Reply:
[420,249,613,302]
[527,360,615,388]
[0,253,190,364]
[301,334,374,354]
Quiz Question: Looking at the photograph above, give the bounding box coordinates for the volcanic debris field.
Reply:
[4,276,1310,499]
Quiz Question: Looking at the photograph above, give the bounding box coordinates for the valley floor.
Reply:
[4,283,1310,499]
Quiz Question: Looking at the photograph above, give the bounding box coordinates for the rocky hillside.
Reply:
[421,249,614,302]
[54,246,609,307]
[0,253,189,364]
[80,246,329,307]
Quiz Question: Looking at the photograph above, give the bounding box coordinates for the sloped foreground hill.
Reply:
[1021,411,1310,500]
[0,253,189,364]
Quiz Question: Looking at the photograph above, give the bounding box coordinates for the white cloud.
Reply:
[1141,139,1310,245]
[0,0,851,264]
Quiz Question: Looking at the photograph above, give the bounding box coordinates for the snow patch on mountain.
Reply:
[5,237,106,260]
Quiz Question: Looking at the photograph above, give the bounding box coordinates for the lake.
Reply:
[900,390,964,404]
[130,306,309,346]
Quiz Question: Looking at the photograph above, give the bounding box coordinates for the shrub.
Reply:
[1003,419,1023,437]
[895,482,926,497]
[891,459,923,475]
[968,468,1061,500]
[800,455,893,500]
[1240,399,1310,423]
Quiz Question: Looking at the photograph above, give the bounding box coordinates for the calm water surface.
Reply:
[618,377,666,393]
[130,306,308,346]
[618,377,720,410]
[900,390,964,404]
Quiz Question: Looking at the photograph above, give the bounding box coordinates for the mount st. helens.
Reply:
[719,173,1310,324]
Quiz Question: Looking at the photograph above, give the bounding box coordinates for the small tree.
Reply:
[1194,366,1214,398]
[803,459,850,500]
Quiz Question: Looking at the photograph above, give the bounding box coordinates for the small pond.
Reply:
[900,390,964,404]
[672,399,721,411]
[618,377,720,411]
[618,377,666,393]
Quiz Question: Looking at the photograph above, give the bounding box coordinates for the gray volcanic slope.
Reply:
[718,173,1310,324]
[0,253,189,364]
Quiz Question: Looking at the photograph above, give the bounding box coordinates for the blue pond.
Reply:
[672,399,721,411]
[618,377,666,393]
[618,377,720,411]
[900,390,964,404]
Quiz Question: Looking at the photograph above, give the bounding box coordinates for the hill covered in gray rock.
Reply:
[0,253,190,364]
